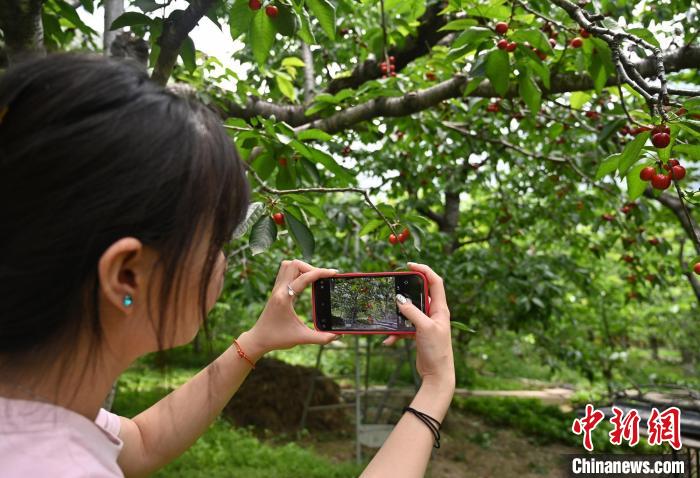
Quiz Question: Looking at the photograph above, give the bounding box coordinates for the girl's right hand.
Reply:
[383,262,455,389]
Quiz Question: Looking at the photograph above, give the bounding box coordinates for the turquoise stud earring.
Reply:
[123,294,133,307]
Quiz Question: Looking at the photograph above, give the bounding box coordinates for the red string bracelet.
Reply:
[232,338,256,369]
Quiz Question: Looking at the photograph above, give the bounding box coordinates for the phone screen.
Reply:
[313,273,425,332]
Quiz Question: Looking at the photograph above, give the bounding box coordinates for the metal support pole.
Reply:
[355,335,362,464]
[298,344,324,437]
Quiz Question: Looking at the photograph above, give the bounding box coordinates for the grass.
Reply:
[454,396,663,454]
[112,359,364,478]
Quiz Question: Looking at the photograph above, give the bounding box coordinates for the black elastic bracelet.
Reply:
[402,406,442,448]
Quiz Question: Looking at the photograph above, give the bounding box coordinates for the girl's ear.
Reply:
[97,237,148,314]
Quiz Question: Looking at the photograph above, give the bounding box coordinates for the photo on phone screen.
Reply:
[313,273,426,332]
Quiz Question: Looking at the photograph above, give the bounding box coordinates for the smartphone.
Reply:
[312,271,429,334]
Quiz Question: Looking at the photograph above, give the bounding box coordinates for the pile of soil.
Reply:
[223,357,351,435]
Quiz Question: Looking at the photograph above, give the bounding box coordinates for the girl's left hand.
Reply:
[245,259,341,354]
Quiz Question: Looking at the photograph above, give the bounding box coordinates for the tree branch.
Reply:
[325,1,450,94]
[223,46,700,129]
[151,0,216,85]
[301,43,316,102]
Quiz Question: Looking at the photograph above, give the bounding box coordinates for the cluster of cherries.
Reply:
[570,28,590,48]
[639,159,686,190]
[379,56,397,78]
[248,0,278,17]
[494,22,517,52]
[388,228,410,245]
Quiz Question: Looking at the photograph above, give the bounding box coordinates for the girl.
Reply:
[0,53,455,478]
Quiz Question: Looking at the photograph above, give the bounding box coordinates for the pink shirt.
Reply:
[0,396,124,477]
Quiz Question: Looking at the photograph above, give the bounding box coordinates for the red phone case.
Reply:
[311,270,429,335]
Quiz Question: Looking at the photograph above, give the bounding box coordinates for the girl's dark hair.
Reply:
[0,53,250,376]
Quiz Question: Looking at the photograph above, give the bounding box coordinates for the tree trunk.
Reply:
[0,0,45,64]
[103,0,125,54]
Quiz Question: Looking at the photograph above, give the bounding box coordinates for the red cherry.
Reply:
[342,146,351,156]
[389,234,399,245]
[248,0,262,10]
[536,49,547,60]
[278,157,287,167]
[425,71,436,81]
[651,173,671,190]
[670,165,686,180]
[389,55,395,63]
[668,159,680,167]
[622,255,634,263]
[640,166,655,181]
[620,126,630,135]
[265,4,279,17]
[495,22,508,34]
[570,37,583,48]
[506,42,517,52]
[652,124,671,135]
[390,72,397,77]
[379,63,387,72]
[398,228,410,243]
[648,237,660,246]
[487,102,500,113]
[651,132,670,148]
[621,206,631,214]
[580,28,590,38]
[602,213,615,222]
[694,263,700,275]
[677,107,687,116]
[272,212,285,225]
[497,39,508,50]
[549,38,557,48]
[585,111,599,120]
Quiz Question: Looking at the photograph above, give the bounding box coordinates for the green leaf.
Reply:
[249,216,277,255]
[439,18,478,32]
[271,3,298,37]
[285,210,315,258]
[595,154,620,180]
[308,147,355,183]
[249,10,275,64]
[509,28,552,54]
[617,132,650,176]
[485,49,510,97]
[296,5,315,44]
[110,11,152,30]
[275,73,296,101]
[570,91,591,109]
[300,157,321,184]
[297,129,333,142]
[276,161,296,189]
[306,0,336,40]
[55,0,96,33]
[230,0,256,40]
[674,143,700,159]
[518,74,541,115]
[683,97,700,111]
[451,27,492,51]
[232,202,265,240]
[133,0,161,13]
[626,28,660,48]
[359,218,385,236]
[626,163,649,200]
[282,56,306,68]
[179,35,196,72]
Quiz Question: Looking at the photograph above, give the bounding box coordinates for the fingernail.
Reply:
[329,268,339,273]
[407,261,416,266]
[396,293,407,304]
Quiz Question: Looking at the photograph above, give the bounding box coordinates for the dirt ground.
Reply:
[287,407,578,478]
